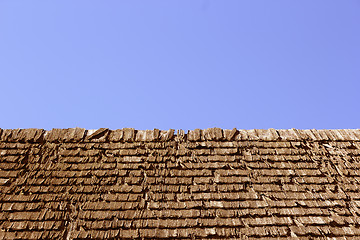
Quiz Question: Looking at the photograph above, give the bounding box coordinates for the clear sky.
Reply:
[1,1,359,131]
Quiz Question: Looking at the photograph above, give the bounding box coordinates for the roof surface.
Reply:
[1,128,360,239]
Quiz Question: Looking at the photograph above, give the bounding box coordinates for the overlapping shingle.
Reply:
[1,128,360,239]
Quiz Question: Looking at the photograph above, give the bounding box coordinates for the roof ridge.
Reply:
[0,128,360,143]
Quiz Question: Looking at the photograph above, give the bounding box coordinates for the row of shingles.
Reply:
[71,230,360,240]
[181,139,360,192]
[35,136,360,194]
[1,128,360,143]
[72,226,291,240]
[187,128,360,142]
[0,141,66,239]
[0,128,174,143]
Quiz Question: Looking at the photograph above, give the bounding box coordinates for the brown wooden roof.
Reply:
[1,128,360,239]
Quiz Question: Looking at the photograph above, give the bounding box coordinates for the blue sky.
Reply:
[1,1,359,130]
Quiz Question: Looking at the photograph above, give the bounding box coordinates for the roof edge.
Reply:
[1,128,360,143]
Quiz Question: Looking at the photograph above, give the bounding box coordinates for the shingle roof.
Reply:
[1,128,360,239]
